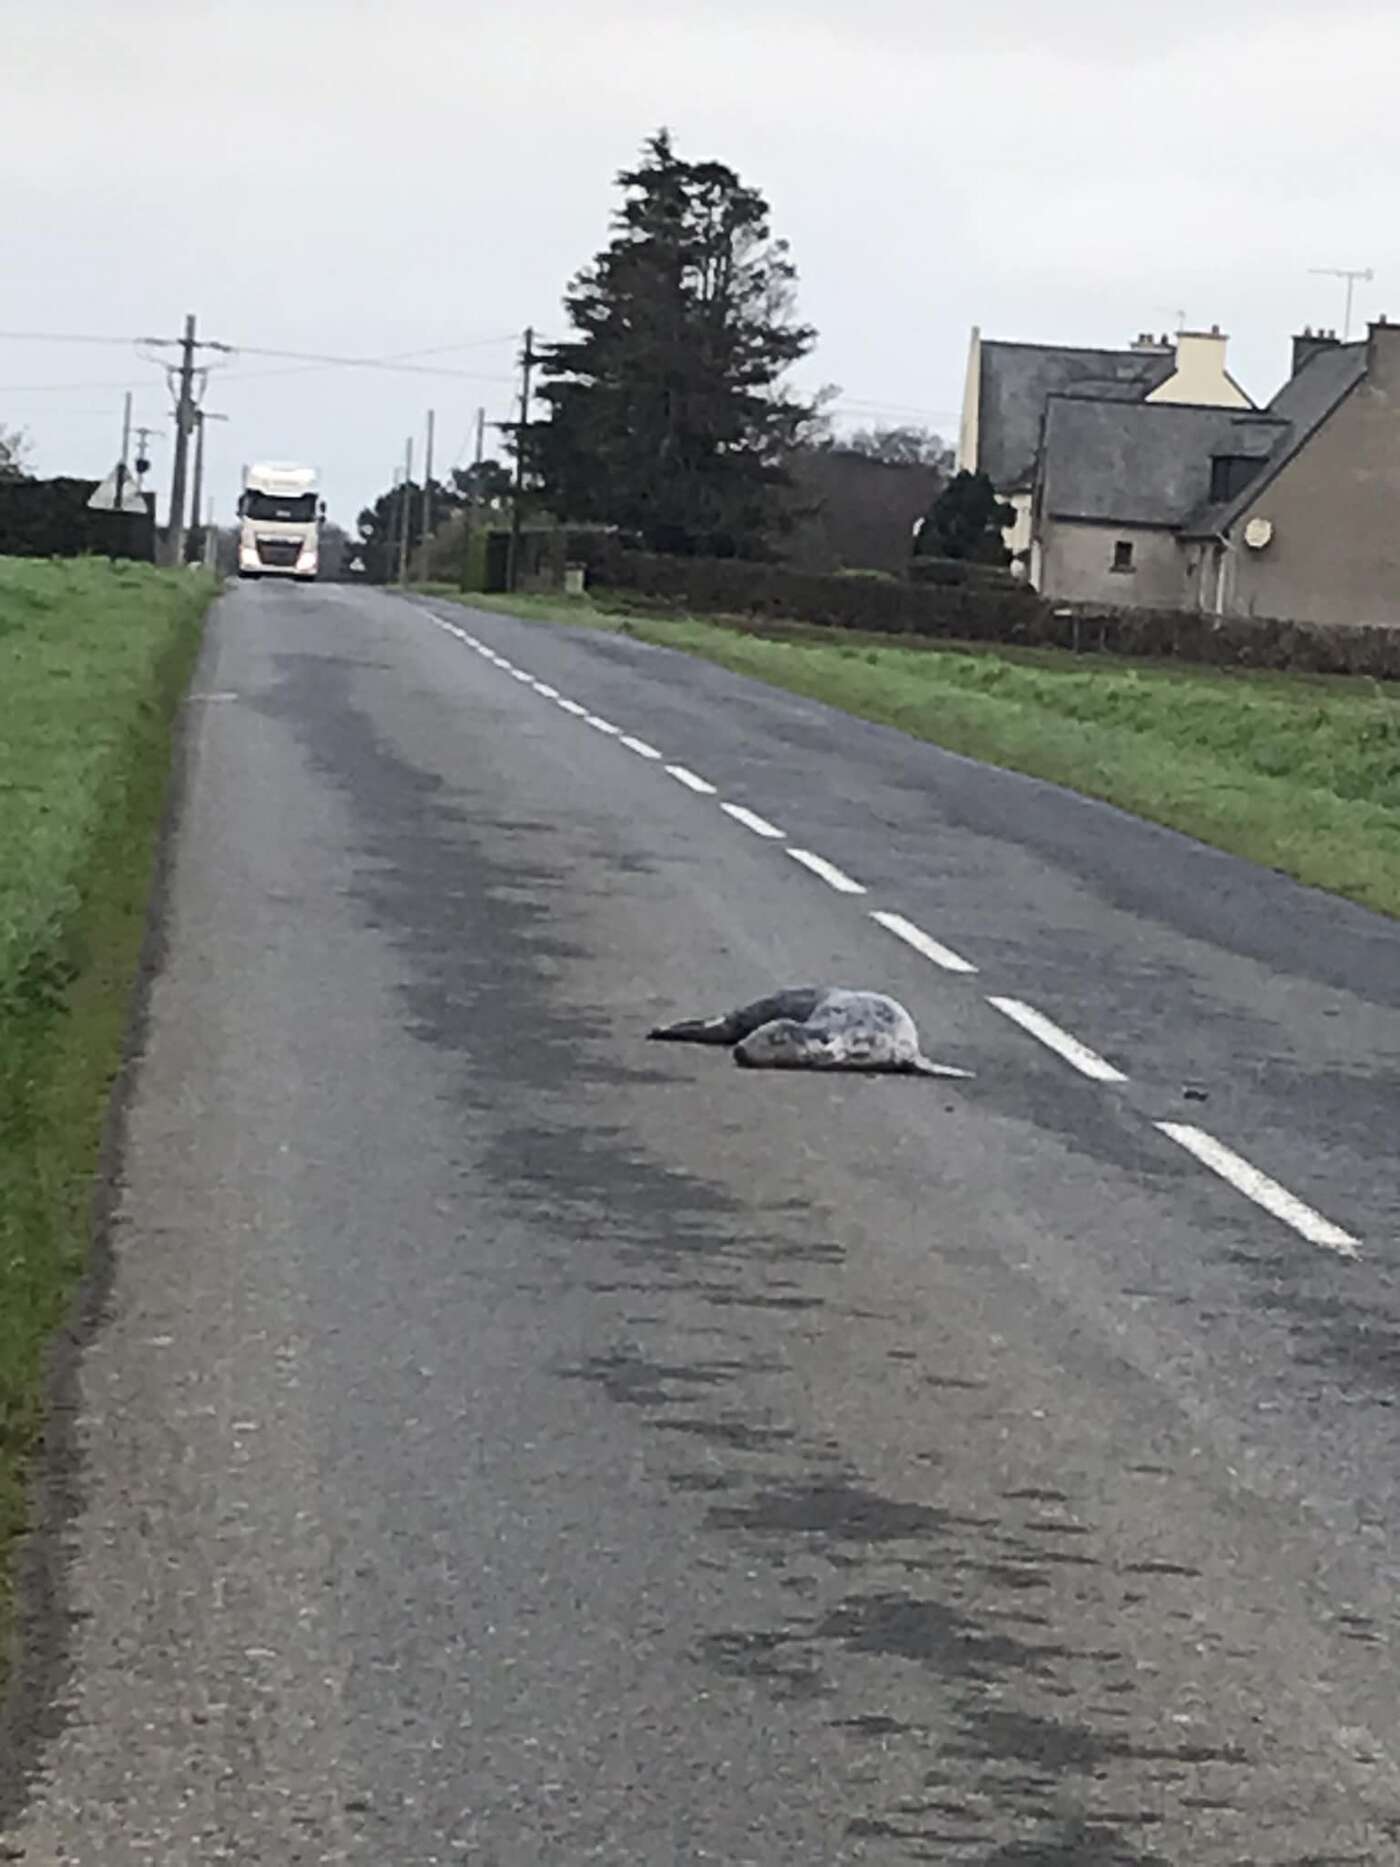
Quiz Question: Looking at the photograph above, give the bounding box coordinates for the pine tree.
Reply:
[530,131,818,558]
[915,471,1015,564]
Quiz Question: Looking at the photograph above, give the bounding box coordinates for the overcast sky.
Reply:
[5,0,1394,527]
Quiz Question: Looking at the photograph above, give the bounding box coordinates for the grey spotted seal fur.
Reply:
[649,986,972,1078]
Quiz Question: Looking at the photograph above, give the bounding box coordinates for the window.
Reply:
[1112,539,1134,572]
[242,490,318,523]
[1209,455,1261,503]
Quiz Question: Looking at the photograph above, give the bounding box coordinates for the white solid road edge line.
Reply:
[620,734,663,760]
[870,910,978,976]
[666,764,717,795]
[721,802,784,839]
[987,996,1128,1083]
[786,849,867,895]
[1156,1122,1360,1258]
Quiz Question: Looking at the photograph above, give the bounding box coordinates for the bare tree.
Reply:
[0,423,33,482]
[841,424,954,472]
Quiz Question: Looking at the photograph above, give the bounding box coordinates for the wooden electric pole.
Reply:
[397,436,413,588]
[139,312,233,565]
[506,327,535,594]
[421,408,435,583]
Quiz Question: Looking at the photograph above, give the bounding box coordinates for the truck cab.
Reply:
[238,462,324,580]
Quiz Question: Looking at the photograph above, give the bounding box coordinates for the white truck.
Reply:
[237,461,324,580]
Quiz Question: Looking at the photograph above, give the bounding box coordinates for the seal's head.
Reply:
[733,1018,827,1069]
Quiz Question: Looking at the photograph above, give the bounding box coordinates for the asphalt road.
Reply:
[5,578,1400,1864]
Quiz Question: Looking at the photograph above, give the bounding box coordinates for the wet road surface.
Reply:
[4,580,1400,1862]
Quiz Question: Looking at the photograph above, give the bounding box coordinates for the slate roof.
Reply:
[1038,400,1288,528]
[975,341,1174,491]
[1180,340,1366,537]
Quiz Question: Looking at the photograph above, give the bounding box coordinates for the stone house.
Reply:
[1031,319,1400,626]
[957,325,1251,563]
[1179,324,1400,625]
[1032,400,1285,604]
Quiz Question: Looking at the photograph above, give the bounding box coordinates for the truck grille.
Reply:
[256,536,303,568]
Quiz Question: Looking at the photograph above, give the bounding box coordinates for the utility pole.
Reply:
[398,435,413,588]
[386,467,402,584]
[165,316,198,567]
[506,327,535,594]
[458,406,488,594]
[114,392,133,517]
[1309,266,1374,341]
[138,312,233,565]
[188,408,228,564]
[421,408,435,583]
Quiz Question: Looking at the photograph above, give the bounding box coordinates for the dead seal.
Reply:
[649,986,972,1078]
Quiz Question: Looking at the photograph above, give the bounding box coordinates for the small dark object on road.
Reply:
[650,985,972,1078]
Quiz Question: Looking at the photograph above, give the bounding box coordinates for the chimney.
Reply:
[1367,315,1400,390]
[1291,327,1341,377]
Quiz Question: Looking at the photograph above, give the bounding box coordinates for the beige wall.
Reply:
[1147,331,1252,410]
[1038,519,1188,607]
[957,326,981,473]
[1226,323,1400,625]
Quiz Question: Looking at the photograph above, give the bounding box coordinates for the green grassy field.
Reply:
[443,588,1400,919]
[0,556,216,1656]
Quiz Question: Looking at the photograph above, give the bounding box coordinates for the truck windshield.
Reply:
[244,491,317,522]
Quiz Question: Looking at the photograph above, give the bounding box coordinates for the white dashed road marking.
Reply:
[1156,1122,1360,1258]
[870,910,978,976]
[786,849,866,895]
[418,603,1363,1257]
[666,764,718,795]
[987,997,1127,1083]
[721,803,784,839]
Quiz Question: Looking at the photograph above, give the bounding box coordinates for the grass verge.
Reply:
[430,586,1400,919]
[0,557,217,1668]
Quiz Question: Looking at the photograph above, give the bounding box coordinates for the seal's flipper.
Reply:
[650,986,828,1047]
[648,1015,738,1045]
[909,1055,975,1079]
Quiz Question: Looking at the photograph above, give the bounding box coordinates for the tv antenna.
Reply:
[1308,266,1374,341]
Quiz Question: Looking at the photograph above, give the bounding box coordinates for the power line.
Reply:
[214,334,520,388]
[220,342,515,383]
[0,330,145,347]
[0,378,148,393]
[831,398,961,421]
[0,329,521,386]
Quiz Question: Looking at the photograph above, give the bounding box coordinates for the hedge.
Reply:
[0,477,156,562]
[597,550,1400,680]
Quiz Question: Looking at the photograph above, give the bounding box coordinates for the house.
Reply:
[1030,318,1400,626]
[957,325,1252,562]
[1033,399,1286,603]
[1180,324,1400,625]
